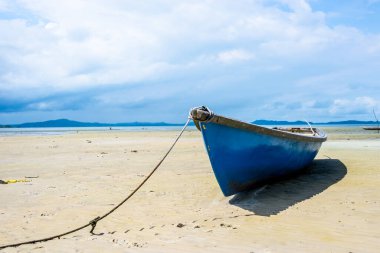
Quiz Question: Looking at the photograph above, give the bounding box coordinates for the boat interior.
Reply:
[272,127,318,136]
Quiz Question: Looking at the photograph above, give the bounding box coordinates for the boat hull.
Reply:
[199,121,324,196]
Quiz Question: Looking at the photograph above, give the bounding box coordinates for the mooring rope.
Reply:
[0,118,191,250]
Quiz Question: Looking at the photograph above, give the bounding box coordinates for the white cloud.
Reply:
[0,0,7,10]
[329,97,379,116]
[0,0,341,94]
[26,102,51,110]
[0,1,367,83]
[279,0,312,13]
[1,0,380,122]
[217,49,255,63]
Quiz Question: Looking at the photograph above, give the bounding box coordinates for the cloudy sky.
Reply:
[0,0,379,124]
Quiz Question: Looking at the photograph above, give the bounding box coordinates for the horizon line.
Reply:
[1,118,379,127]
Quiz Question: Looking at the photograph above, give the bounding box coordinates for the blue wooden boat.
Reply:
[190,106,327,196]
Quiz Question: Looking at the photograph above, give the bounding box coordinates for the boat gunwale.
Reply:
[206,114,327,143]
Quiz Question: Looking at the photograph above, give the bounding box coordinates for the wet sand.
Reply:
[0,128,379,252]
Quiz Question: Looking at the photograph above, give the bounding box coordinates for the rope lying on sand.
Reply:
[0,118,191,250]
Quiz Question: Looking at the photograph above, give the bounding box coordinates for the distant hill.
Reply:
[0,118,377,128]
[252,119,378,125]
[252,120,307,125]
[3,119,185,128]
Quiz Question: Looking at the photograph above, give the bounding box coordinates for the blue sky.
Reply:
[0,0,379,124]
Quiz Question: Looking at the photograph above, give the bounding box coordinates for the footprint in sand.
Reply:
[176,223,185,228]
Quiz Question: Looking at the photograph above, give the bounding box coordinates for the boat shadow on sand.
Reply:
[229,159,347,216]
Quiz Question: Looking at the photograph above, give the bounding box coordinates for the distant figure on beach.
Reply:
[109,127,112,130]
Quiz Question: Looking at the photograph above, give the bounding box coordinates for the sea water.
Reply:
[0,126,196,136]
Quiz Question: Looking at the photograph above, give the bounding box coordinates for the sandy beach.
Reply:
[1,127,379,252]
